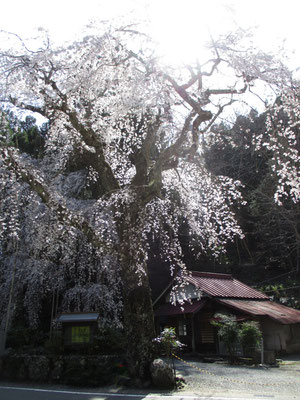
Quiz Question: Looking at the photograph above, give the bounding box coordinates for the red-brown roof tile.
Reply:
[217,299,300,324]
[186,272,268,299]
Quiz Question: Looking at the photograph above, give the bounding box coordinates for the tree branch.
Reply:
[1,148,115,252]
[205,85,247,96]
[165,73,212,119]
[131,115,161,187]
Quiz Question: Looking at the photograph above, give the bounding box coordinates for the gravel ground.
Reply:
[173,354,300,399]
[1,355,299,399]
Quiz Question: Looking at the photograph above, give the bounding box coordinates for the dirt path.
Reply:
[173,354,300,399]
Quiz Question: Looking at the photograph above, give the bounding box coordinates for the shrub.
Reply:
[239,321,262,356]
[212,314,262,364]
[212,313,240,364]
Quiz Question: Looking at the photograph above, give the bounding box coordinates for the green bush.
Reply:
[212,314,262,364]
[212,314,240,364]
[239,321,262,356]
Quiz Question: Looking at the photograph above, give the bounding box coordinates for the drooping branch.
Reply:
[1,148,116,253]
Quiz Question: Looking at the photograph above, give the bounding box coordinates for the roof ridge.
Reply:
[191,271,232,279]
[215,296,268,300]
[188,272,269,299]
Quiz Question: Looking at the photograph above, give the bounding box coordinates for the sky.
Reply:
[0,0,299,70]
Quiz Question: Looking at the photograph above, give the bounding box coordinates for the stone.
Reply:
[175,373,186,389]
[28,356,50,382]
[50,357,64,382]
[264,350,276,365]
[150,358,175,389]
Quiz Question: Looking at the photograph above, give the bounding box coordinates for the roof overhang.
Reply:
[155,299,206,317]
[216,299,300,325]
[57,312,100,323]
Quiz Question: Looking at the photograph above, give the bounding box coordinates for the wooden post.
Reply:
[191,314,196,353]
[261,337,264,365]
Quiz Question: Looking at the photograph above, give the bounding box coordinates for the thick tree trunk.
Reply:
[117,203,156,382]
[121,268,156,382]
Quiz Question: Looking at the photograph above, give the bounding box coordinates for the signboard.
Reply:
[71,326,91,343]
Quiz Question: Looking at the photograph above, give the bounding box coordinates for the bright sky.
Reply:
[0,0,299,70]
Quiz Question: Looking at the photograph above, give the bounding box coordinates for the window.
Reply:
[71,326,91,343]
[178,319,187,336]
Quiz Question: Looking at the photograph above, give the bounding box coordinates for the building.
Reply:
[154,272,300,355]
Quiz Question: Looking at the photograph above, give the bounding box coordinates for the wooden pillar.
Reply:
[191,314,196,353]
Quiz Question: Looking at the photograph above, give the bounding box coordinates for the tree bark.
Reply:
[116,202,156,382]
[121,267,155,381]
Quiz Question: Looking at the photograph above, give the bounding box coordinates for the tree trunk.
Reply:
[117,202,156,382]
[122,268,156,382]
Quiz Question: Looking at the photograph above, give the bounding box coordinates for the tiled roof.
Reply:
[57,312,99,323]
[217,299,300,324]
[186,272,268,299]
[155,299,206,316]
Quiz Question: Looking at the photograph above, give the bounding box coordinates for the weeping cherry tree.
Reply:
[0,27,298,379]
